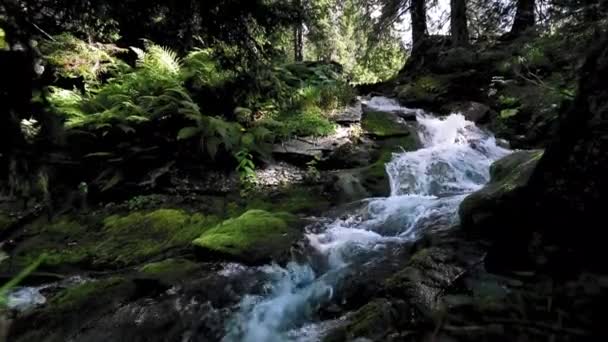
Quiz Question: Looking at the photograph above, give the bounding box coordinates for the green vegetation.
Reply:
[246,186,331,214]
[0,255,45,308]
[2,210,220,270]
[139,258,198,277]
[49,278,125,312]
[192,210,300,263]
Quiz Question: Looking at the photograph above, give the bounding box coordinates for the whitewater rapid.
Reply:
[222,97,511,342]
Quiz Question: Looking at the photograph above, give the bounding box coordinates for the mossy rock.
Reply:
[138,258,199,281]
[3,209,220,271]
[460,150,544,233]
[362,111,410,138]
[396,74,448,106]
[324,298,410,341]
[192,210,301,264]
[49,277,129,313]
[359,135,420,197]
[9,277,136,342]
[246,186,331,215]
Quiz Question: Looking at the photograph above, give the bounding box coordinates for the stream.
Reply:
[5,97,511,341]
[221,97,511,342]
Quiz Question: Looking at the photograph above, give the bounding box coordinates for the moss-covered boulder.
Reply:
[459,150,544,234]
[2,209,219,271]
[138,258,199,281]
[94,209,216,267]
[396,74,449,107]
[192,210,301,264]
[362,111,411,138]
[9,277,136,342]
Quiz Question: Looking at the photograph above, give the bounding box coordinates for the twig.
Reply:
[29,22,55,41]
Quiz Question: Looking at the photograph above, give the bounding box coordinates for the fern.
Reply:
[136,43,182,76]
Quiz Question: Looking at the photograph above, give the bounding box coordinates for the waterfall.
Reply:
[222,97,511,342]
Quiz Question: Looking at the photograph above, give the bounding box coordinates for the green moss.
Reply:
[2,218,92,270]
[94,209,218,267]
[50,277,125,312]
[362,111,410,138]
[139,258,198,277]
[360,135,418,195]
[193,210,300,263]
[247,187,330,214]
[397,74,447,104]
[3,209,220,271]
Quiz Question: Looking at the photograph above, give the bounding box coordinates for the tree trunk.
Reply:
[411,0,428,56]
[293,0,304,62]
[450,0,469,46]
[294,24,303,62]
[510,0,535,36]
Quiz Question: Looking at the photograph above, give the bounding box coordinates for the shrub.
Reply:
[40,34,125,87]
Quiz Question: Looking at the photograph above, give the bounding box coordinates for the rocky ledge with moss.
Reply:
[192,210,302,265]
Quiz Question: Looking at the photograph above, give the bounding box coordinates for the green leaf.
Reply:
[500,108,519,119]
[206,136,221,159]
[241,133,255,147]
[101,171,124,192]
[177,126,202,140]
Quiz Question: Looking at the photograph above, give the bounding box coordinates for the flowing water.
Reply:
[5,97,510,339]
[222,97,511,342]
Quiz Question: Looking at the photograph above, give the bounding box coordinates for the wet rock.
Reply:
[444,101,492,123]
[321,136,377,170]
[362,111,411,139]
[496,138,510,149]
[330,170,371,204]
[459,150,544,234]
[192,210,302,265]
[343,298,411,341]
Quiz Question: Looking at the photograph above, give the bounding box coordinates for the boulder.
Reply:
[0,209,219,272]
[192,210,302,265]
[272,126,354,166]
[362,111,411,139]
[444,101,492,123]
[333,101,362,125]
[459,150,544,235]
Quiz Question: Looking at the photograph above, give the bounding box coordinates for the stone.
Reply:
[362,111,411,138]
[192,210,302,264]
[333,101,362,125]
[272,126,354,166]
[459,150,544,233]
[444,101,492,123]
